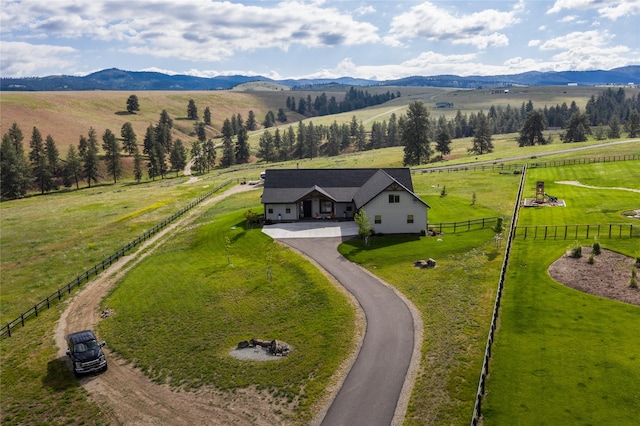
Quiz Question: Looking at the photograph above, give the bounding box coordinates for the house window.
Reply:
[320,201,332,214]
[268,208,273,214]
[407,215,414,224]
[285,208,291,214]
[346,205,353,212]
[389,194,400,203]
[375,215,381,224]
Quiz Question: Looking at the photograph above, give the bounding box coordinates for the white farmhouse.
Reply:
[261,168,429,234]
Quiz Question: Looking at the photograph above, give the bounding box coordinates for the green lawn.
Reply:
[482,160,640,425]
[98,203,356,423]
[483,240,640,425]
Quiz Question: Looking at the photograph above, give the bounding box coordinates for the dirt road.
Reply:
[54,184,287,425]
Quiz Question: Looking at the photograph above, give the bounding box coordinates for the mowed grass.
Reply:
[483,161,640,425]
[336,167,520,424]
[518,160,640,226]
[98,202,356,423]
[483,240,640,425]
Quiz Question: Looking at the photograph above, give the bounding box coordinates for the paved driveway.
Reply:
[262,221,359,239]
[275,236,417,426]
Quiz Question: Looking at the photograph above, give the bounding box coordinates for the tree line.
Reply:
[285,87,399,118]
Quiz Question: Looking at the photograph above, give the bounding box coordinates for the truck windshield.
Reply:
[75,339,99,353]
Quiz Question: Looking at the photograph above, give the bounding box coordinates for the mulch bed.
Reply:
[548,247,639,306]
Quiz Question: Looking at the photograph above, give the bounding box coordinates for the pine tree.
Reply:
[170,139,187,177]
[562,112,591,142]
[195,122,206,142]
[126,95,140,114]
[83,128,101,187]
[120,122,137,155]
[247,110,257,131]
[1,131,30,199]
[203,106,212,125]
[133,147,143,183]
[607,116,621,139]
[29,127,52,194]
[45,134,60,189]
[220,118,235,167]
[63,144,82,189]
[626,110,640,137]
[257,129,275,162]
[187,99,198,120]
[470,111,493,155]
[435,121,452,158]
[102,128,122,183]
[204,139,216,172]
[235,126,250,164]
[518,110,547,146]
[401,101,431,165]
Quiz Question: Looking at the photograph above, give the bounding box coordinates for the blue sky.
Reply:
[1,0,639,79]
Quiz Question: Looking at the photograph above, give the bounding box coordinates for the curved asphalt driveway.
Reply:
[278,236,416,426]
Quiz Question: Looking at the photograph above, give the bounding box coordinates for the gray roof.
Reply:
[261,168,429,208]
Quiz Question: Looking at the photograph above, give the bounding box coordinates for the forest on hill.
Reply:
[2,85,639,200]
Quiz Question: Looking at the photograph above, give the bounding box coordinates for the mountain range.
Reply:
[2,66,638,91]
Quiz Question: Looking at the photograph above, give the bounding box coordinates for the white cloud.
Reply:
[559,15,577,22]
[547,0,640,20]
[0,41,77,77]
[539,30,612,50]
[386,1,522,49]
[528,39,541,47]
[1,0,381,62]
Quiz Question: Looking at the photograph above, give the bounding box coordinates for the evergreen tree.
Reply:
[83,128,101,188]
[257,129,276,162]
[195,121,206,142]
[235,126,250,163]
[220,118,235,167]
[562,113,591,142]
[277,108,287,123]
[263,111,275,128]
[63,144,82,189]
[126,94,140,114]
[187,99,198,120]
[401,101,432,166]
[295,121,306,159]
[470,111,493,155]
[1,132,30,199]
[204,139,217,172]
[158,109,173,129]
[607,116,621,139]
[29,127,52,194]
[133,147,143,183]
[143,124,155,155]
[170,139,187,177]
[190,140,204,174]
[387,113,399,146]
[283,127,295,161]
[45,134,60,189]
[120,122,138,155]
[273,128,283,160]
[626,110,640,138]
[518,110,547,146]
[203,106,212,125]
[435,120,452,158]
[355,122,367,152]
[326,121,341,156]
[247,110,257,130]
[102,128,122,183]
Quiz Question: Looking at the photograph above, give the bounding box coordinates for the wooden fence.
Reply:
[429,217,501,234]
[415,153,639,174]
[471,165,527,425]
[0,180,231,339]
[515,223,637,240]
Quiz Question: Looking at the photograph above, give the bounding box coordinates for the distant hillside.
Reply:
[1,66,638,91]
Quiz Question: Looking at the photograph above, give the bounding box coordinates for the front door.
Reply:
[302,200,312,218]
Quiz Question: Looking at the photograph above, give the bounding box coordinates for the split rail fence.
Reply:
[1,180,231,339]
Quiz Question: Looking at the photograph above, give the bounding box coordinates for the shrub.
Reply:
[631,268,638,289]
[592,241,601,255]
[588,253,595,264]
[569,243,582,259]
[440,186,447,197]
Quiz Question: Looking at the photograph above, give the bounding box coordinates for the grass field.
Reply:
[98,204,356,423]
[482,162,640,425]
[1,88,639,425]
